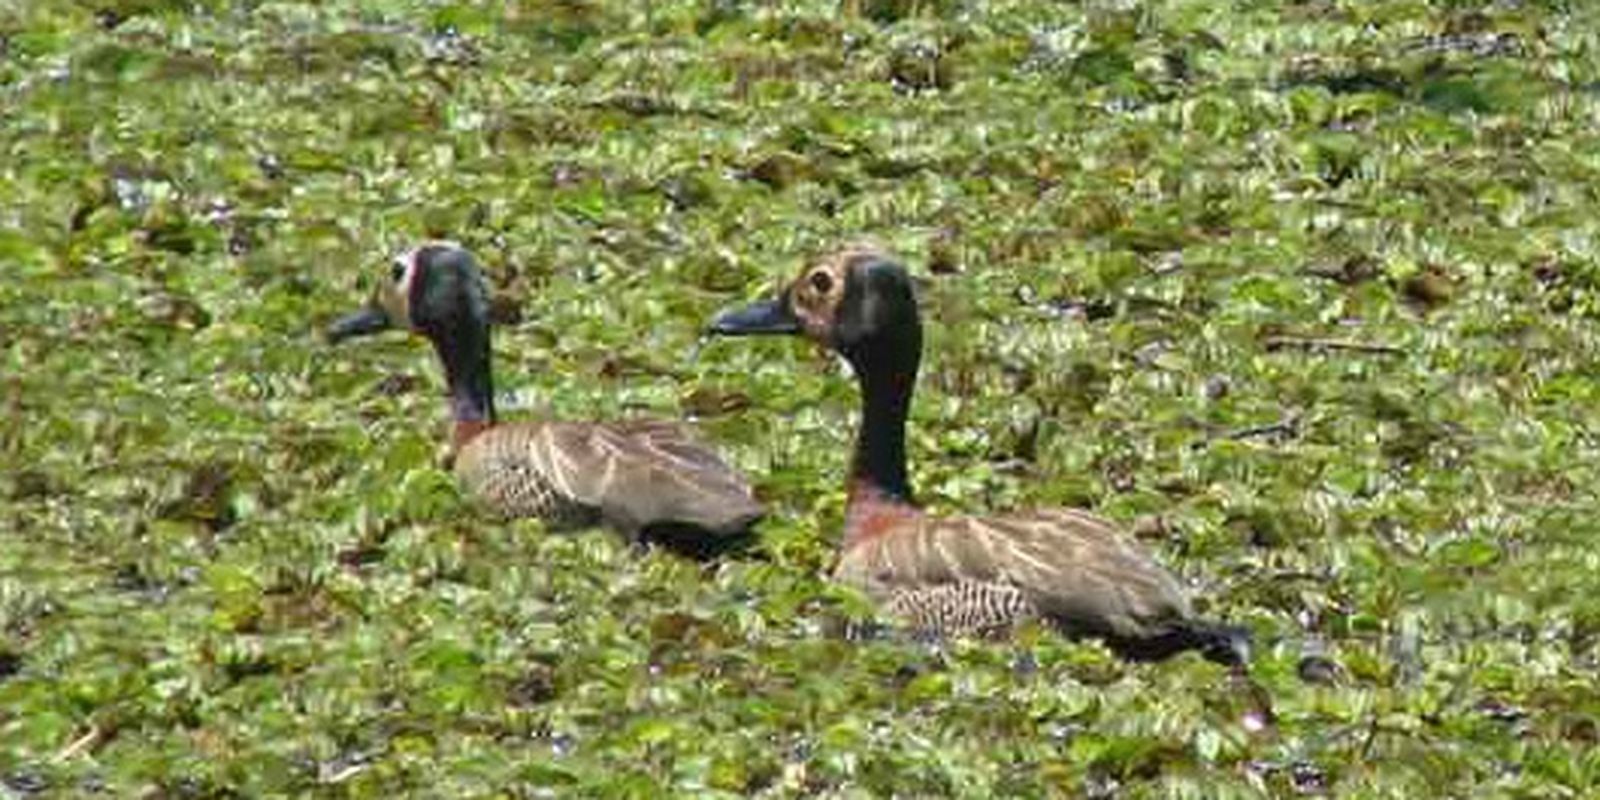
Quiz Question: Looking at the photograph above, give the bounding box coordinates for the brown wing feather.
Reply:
[835,508,1193,640]
[454,421,761,536]
[532,420,762,536]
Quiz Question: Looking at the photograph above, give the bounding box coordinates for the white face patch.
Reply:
[377,248,422,330]
[394,249,419,290]
[382,240,466,331]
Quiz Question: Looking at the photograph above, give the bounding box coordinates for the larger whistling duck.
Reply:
[709,245,1248,664]
[328,242,763,557]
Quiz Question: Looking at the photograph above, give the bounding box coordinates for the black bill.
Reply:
[707,297,800,336]
[326,305,392,343]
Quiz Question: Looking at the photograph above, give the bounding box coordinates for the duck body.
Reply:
[329,242,761,555]
[836,493,1242,661]
[711,245,1247,664]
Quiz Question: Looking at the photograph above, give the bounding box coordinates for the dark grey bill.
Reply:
[326,305,392,343]
[707,298,800,336]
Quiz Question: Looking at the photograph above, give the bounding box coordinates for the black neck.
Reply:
[845,335,919,504]
[431,323,495,426]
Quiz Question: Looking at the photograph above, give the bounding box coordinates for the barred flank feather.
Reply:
[884,581,1032,638]
[454,428,599,529]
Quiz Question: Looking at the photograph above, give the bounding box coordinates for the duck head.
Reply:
[710,245,922,503]
[708,245,922,372]
[327,241,490,344]
[328,242,496,440]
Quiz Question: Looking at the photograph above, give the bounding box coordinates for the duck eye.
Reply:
[808,270,834,295]
[390,260,407,284]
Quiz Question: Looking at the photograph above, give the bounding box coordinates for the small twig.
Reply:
[53,724,101,763]
[1222,418,1299,442]
[1262,335,1405,356]
[322,763,370,785]
[1194,412,1302,450]
[1267,570,1332,583]
[1227,421,1297,440]
[1,376,20,454]
[1357,715,1381,762]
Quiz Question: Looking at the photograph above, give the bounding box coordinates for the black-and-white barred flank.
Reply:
[885,581,1033,637]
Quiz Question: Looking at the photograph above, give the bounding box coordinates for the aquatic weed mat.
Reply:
[3,0,1600,795]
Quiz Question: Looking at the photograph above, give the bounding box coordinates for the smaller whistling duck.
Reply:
[328,242,763,556]
[709,245,1248,664]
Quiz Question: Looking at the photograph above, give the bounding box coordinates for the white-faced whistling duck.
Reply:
[709,245,1249,665]
[328,242,763,558]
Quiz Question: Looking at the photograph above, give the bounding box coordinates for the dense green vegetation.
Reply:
[5,0,1600,794]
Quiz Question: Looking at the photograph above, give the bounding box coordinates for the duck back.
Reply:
[455,419,763,539]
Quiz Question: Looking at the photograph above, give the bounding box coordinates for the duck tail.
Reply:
[1189,621,1252,668]
[1105,620,1252,667]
